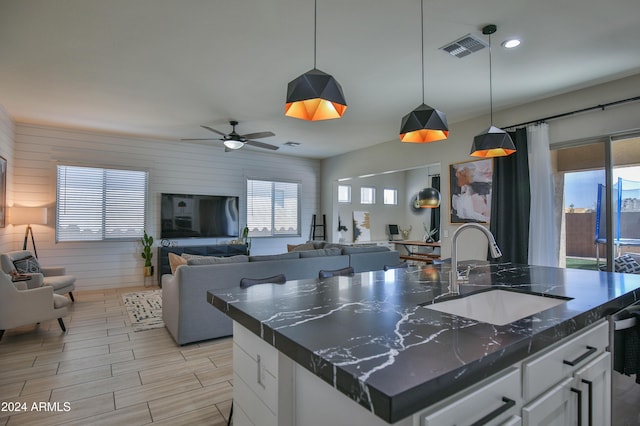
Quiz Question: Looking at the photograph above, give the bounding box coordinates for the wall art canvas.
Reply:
[352,211,371,242]
[449,158,493,224]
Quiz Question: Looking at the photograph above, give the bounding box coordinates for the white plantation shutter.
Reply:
[247,179,300,237]
[56,165,148,241]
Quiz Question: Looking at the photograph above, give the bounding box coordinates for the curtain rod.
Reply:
[504,95,640,129]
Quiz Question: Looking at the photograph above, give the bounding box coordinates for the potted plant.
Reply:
[141,231,154,277]
[242,226,251,255]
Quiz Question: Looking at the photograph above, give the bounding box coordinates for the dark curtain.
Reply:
[430,175,440,241]
[489,128,530,264]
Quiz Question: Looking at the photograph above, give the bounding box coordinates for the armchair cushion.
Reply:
[53,294,71,309]
[13,255,42,274]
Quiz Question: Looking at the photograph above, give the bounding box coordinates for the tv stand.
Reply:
[157,243,248,286]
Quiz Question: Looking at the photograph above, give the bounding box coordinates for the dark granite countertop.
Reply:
[207,263,640,423]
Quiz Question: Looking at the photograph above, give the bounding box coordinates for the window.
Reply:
[247,178,300,237]
[361,186,376,204]
[383,188,398,205]
[56,165,148,242]
[338,184,351,203]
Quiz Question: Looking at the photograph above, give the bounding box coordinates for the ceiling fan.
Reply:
[182,120,278,151]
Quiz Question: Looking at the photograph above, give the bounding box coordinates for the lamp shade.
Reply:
[414,187,441,208]
[470,126,516,158]
[285,68,347,121]
[10,207,48,226]
[400,104,449,143]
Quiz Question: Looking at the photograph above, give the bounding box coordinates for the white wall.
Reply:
[13,124,321,290]
[322,73,640,261]
[0,105,15,254]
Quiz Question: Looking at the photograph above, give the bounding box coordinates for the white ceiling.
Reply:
[1,0,639,159]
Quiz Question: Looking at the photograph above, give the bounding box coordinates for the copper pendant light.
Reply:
[414,187,441,208]
[285,0,347,121]
[470,24,516,158]
[399,0,448,143]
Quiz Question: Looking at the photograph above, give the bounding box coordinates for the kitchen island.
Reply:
[207,263,640,425]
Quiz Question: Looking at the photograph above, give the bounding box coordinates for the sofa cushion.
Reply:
[183,253,249,265]
[299,247,342,258]
[290,242,316,252]
[341,246,390,255]
[168,252,188,274]
[249,252,300,262]
[13,255,42,274]
[614,254,640,274]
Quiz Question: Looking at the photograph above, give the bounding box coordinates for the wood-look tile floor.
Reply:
[0,286,233,426]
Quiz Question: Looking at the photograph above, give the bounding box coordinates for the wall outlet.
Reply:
[443,230,449,238]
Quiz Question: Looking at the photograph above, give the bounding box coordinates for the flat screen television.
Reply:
[160,193,240,239]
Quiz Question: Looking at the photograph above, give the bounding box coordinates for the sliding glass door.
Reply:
[554,135,640,271]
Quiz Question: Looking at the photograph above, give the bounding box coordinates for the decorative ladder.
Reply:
[310,214,327,241]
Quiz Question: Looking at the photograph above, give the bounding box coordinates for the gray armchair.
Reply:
[0,272,71,340]
[1,250,76,301]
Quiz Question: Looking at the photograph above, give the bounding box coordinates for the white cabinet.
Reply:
[421,367,521,426]
[522,321,610,426]
[232,323,294,426]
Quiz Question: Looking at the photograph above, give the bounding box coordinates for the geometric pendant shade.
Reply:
[470,24,516,157]
[470,125,516,157]
[285,68,347,121]
[400,103,449,143]
[399,0,448,143]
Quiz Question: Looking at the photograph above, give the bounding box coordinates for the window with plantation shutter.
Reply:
[246,178,300,237]
[56,165,148,242]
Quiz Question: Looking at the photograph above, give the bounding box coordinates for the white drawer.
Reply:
[233,322,278,376]
[421,367,521,426]
[522,321,608,401]
[234,342,278,412]
[233,371,278,426]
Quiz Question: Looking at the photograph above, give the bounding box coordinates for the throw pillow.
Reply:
[168,252,187,274]
[291,242,316,252]
[299,248,342,258]
[13,255,41,274]
[613,254,640,274]
[185,254,249,265]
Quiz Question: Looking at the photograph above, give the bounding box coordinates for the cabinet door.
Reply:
[422,367,521,426]
[522,377,577,426]
[574,352,611,426]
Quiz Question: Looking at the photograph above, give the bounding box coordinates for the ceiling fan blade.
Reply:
[241,131,275,140]
[181,138,220,141]
[201,125,227,136]
[245,140,279,150]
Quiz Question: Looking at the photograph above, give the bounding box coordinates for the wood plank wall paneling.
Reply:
[13,123,321,290]
[0,105,15,254]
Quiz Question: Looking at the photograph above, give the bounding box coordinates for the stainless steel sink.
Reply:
[422,289,571,326]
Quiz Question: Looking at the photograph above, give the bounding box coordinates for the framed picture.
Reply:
[0,156,5,227]
[449,158,493,224]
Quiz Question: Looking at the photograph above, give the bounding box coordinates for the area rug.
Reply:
[122,290,164,332]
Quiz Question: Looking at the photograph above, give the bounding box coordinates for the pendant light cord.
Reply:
[488,31,493,125]
[313,0,317,69]
[421,0,425,104]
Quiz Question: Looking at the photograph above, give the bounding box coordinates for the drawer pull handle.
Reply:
[563,345,597,366]
[571,387,583,425]
[469,397,515,426]
[256,354,266,389]
[582,379,593,426]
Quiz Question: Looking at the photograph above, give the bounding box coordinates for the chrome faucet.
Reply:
[450,223,502,295]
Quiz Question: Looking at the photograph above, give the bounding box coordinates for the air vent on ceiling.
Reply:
[440,34,488,58]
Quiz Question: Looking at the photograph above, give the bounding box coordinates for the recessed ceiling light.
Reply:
[501,38,521,49]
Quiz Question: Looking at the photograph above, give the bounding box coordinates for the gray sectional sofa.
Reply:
[161,245,399,345]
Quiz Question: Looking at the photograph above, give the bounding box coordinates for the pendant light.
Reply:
[285,0,347,121]
[470,24,516,158]
[399,0,449,143]
[414,187,441,208]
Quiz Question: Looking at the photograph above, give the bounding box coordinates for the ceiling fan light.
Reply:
[285,68,347,121]
[223,139,244,150]
[399,104,449,143]
[470,125,516,157]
